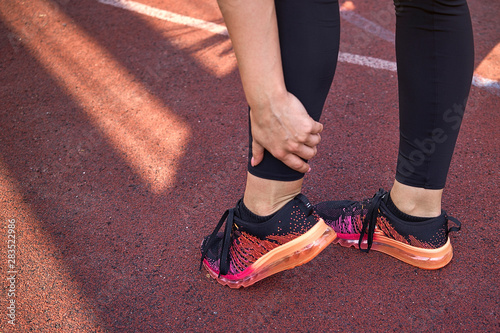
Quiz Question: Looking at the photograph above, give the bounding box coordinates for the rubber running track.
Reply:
[0,0,498,331]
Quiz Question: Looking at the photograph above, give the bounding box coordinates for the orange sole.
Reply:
[203,219,337,288]
[335,230,453,270]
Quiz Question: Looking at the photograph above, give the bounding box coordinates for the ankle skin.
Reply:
[243,172,303,216]
[390,180,443,218]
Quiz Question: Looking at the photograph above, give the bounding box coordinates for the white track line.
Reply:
[472,76,500,89]
[97,0,499,92]
[338,52,397,72]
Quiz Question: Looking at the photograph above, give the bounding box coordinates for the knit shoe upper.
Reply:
[314,189,461,269]
[200,194,336,288]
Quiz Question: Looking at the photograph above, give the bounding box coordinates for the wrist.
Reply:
[246,84,288,111]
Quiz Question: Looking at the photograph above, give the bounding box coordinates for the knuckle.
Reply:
[288,141,300,152]
[274,150,286,160]
[297,133,308,142]
[303,122,313,133]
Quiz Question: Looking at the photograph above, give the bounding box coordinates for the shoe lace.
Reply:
[200,208,235,277]
[358,188,386,253]
[445,214,462,233]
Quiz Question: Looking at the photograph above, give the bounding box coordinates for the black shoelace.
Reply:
[444,214,462,233]
[200,208,235,276]
[358,188,386,253]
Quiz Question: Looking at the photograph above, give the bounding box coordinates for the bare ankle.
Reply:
[243,173,302,216]
[390,180,443,218]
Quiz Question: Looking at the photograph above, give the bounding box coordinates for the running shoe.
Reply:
[314,189,461,269]
[200,194,337,288]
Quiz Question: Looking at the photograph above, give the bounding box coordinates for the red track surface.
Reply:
[0,0,498,331]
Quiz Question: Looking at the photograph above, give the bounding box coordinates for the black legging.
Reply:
[247,0,474,189]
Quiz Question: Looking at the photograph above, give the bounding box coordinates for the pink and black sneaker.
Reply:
[200,194,337,288]
[314,189,461,269]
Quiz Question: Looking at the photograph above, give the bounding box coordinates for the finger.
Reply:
[294,144,318,161]
[304,133,321,148]
[310,121,323,134]
[251,140,265,167]
[282,154,311,174]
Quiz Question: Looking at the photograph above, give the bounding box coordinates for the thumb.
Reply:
[251,140,265,167]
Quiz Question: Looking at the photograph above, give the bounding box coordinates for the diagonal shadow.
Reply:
[0,0,251,331]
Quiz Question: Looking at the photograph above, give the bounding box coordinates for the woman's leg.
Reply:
[391,0,474,216]
[247,0,340,183]
[314,0,473,269]
[244,0,340,215]
[201,0,340,287]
